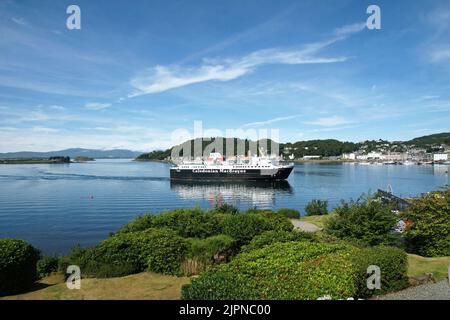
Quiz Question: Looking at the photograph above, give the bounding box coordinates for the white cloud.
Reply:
[305,116,353,127]
[32,126,59,133]
[84,102,112,110]
[430,47,450,62]
[128,22,365,97]
[11,17,29,27]
[243,115,300,127]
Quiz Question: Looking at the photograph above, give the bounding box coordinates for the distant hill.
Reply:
[0,148,141,160]
[136,137,279,161]
[404,132,450,148]
[135,132,450,161]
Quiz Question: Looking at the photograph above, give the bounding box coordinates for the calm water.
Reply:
[0,159,448,253]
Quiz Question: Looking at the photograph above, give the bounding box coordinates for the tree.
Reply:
[305,199,328,216]
[325,196,399,247]
[401,187,450,257]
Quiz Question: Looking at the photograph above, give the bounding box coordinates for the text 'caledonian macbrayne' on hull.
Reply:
[170,152,294,181]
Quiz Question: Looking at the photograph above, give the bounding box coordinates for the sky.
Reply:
[0,0,449,152]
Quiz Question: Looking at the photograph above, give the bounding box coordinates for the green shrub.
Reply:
[64,228,189,277]
[187,234,237,263]
[118,213,153,233]
[151,208,222,238]
[241,230,315,252]
[181,270,259,300]
[210,203,239,214]
[305,199,328,216]
[277,208,300,219]
[183,242,358,300]
[401,188,450,257]
[219,214,274,245]
[0,238,40,296]
[351,246,409,298]
[37,255,59,278]
[325,197,399,247]
[182,241,409,300]
[183,235,237,275]
[137,228,189,275]
[253,210,294,232]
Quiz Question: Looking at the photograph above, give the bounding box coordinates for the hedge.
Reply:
[182,242,358,300]
[0,238,40,296]
[241,230,315,253]
[351,246,409,297]
[182,242,409,300]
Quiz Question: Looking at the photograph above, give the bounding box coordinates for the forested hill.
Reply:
[135,132,450,161]
[404,132,450,148]
[135,137,280,161]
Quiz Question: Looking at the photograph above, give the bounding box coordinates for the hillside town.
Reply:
[340,143,450,164]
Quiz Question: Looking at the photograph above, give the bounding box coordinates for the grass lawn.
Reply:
[1,272,191,300]
[407,254,450,281]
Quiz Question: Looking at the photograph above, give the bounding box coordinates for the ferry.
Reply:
[170,152,294,181]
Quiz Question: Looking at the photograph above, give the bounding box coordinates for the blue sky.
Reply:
[0,0,449,152]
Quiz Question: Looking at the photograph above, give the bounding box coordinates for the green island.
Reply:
[1,186,449,300]
[74,156,95,162]
[0,156,71,164]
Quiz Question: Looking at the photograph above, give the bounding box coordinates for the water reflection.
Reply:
[170,180,293,207]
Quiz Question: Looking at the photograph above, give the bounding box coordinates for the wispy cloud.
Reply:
[128,22,365,97]
[243,115,301,127]
[84,102,112,110]
[305,115,354,127]
[11,17,29,27]
[430,47,450,62]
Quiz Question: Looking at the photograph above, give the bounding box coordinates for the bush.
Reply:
[183,235,237,275]
[151,208,222,238]
[0,239,40,296]
[401,188,450,257]
[64,228,189,277]
[325,197,399,247]
[210,203,239,215]
[139,228,189,275]
[305,199,328,216]
[118,213,153,233]
[351,246,409,298]
[37,255,59,278]
[181,270,259,300]
[182,241,409,300]
[252,210,294,232]
[183,242,357,300]
[241,230,315,252]
[277,208,300,219]
[219,214,275,245]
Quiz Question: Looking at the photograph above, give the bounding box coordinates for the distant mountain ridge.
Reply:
[0,148,141,159]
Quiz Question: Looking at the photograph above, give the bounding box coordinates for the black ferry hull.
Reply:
[170,166,293,181]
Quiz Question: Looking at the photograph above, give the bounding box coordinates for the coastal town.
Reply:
[283,137,450,165]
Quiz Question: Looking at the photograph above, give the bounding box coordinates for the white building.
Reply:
[367,152,384,160]
[433,153,448,162]
[342,153,356,160]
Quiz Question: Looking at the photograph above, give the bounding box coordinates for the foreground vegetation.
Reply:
[1,186,448,299]
[1,272,189,300]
